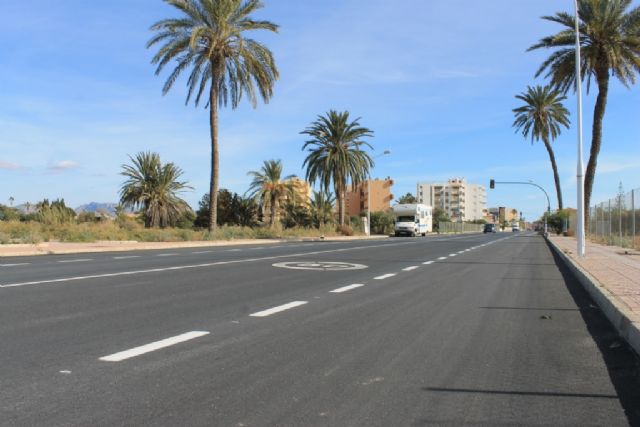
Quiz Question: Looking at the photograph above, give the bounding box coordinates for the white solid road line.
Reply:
[99,331,210,362]
[330,284,365,293]
[423,261,434,265]
[113,256,141,260]
[58,259,93,263]
[250,301,308,317]
[374,273,396,280]
[0,263,31,267]
[402,266,419,271]
[0,241,418,289]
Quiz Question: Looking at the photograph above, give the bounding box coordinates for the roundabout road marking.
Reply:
[272,261,368,271]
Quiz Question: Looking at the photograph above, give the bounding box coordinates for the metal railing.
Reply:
[438,222,484,233]
[588,187,638,249]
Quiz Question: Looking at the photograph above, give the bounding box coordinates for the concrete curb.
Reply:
[0,235,390,257]
[546,237,640,357]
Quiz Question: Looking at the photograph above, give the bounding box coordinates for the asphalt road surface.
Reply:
[1,232,639,426]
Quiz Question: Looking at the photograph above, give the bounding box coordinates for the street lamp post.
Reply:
[367,150,391,236]
[574,0,586,257]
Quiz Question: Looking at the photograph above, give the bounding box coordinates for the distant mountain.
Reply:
[75,202,120,215]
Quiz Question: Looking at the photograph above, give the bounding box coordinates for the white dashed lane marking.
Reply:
[402,266,419,271]
[113,256,141,260]
[58,259,93,263]
[374,273,396,280]
[423,261,434,265]
[250,301,308,317]
[438,257,447,260]
[330,284,365,293]
[99,331,210,362]
[157,253,179,257]
[0,263,31,267]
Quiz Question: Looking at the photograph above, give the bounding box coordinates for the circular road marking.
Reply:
[272,261,368,271]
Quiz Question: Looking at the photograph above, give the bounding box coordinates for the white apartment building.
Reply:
[416,178,487,221]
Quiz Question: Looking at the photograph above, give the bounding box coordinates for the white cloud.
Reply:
[0,160,21,170]
[48,160,80,173]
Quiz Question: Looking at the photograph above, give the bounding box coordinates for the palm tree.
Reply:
[148,0,279,232]
[301,110,374,226]
[310,190,335,228]
[120,152,193,228]
[247,159,295,228]
[528,0,640,222]
[513,85,570,210]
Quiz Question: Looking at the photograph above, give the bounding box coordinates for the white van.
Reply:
[393,204,432,237]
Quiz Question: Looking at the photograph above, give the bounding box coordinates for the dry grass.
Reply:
[0,220,353,244]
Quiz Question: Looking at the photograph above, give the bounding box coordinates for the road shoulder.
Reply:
[546,235,640,357]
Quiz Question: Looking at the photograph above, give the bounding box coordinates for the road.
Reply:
[1,232,639,426]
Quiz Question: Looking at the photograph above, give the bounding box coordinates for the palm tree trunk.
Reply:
[208,63,221,233]
[270,195,277,228]
[543,136,563,210]
[336,187,344,226]
[583,68,609,229]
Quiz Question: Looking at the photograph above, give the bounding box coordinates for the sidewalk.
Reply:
[0,235,389,257]
[547,235,640,356]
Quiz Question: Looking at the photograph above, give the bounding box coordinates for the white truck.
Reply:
[392,204,432,237]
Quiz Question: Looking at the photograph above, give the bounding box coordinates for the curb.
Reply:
[0,235,390,257]
[546,237,640,357]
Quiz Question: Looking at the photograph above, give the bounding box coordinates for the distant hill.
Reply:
[75,202,120,215]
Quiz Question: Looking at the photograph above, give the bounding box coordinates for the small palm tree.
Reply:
[247,159,295,228]
[148,0,279,233]
[528,0,640,221]
[301,110,374,226]
[120,152,193,228]
[513,85,570,210]
[310,190,335,228]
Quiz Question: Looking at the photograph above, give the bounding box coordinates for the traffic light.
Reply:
[490,179,495,189]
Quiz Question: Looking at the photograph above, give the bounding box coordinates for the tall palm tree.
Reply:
[120,152,193,228]
[310,190,335,228]
[513,85,570,210]
[301,110,374,226]
[528,0,640,222]
[148,0,279,233]
[247,159,295,228]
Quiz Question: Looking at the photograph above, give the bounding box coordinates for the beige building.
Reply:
[417,178,487,221]
[262,177,312,224]
[345,178,394,217]
[488,207,521,224]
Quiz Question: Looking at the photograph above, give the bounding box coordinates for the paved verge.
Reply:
[547,235,640,357]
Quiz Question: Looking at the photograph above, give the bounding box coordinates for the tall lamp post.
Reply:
[574,0,586,257]
[367,150,391,236]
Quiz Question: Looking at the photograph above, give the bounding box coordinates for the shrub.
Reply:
[338,225,353,236]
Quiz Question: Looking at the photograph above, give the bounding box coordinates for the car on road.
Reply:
[512,224,520,232]
[483,224,497,233]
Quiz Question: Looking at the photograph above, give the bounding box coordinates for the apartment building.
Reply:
[345,178,394,217]
[416,178,487,221]
[262,177,312,224]
[488,207,521,224]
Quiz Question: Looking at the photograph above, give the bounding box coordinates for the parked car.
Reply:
[483,224,497,233]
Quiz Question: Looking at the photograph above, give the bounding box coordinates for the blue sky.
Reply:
[1,0,639,220]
